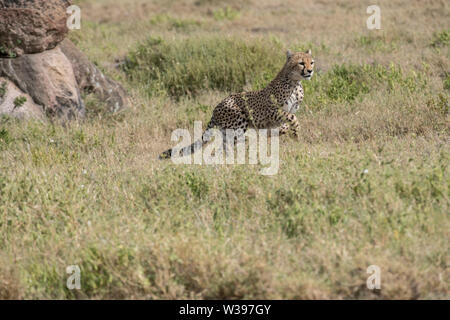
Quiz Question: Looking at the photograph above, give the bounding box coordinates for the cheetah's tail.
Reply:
[158,120,216,160]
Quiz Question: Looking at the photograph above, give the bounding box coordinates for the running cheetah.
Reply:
[160,49,315,159]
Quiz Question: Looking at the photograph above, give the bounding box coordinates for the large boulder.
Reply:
[60,39,129,113]
[0,46,84,119]
[0,0,72,57]
[0,0,128,120]
[0,77,45,120]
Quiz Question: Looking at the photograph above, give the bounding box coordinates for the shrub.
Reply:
[125,35,428,116]
[303,63,427,110]
[124,36,284,98]
[321,64,371,102]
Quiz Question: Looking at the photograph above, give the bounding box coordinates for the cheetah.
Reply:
[159,49,315,159]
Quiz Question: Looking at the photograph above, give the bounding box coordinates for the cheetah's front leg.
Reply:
[279,123,289,136]
[277,110,300,138]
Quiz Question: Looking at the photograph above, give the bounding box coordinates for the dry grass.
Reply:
[0,0,449,299]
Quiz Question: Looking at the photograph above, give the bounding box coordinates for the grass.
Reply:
[444,75,450,91]
[430,30,450,48]
[356,33,399,52]
[212,6,241,21]
[149,14,202,32]
[13,96,27,108]
[0,81,6,100]
[0,0,449,299]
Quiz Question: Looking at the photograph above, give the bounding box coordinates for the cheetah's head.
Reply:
[285,49,315,81]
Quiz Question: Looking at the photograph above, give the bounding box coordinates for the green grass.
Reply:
[212,6,241,21]
[13,96,27,108]
[0,127,11,148]
[149,14,203,32]
[0,81,6,99]
[356,34,399,52]
[430,30,450,48]
[444,74,450,91]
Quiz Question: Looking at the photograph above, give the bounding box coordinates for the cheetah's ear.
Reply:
[306,49,312,55]
[286,49,293,60]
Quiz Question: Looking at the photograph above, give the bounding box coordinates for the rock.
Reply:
[0,46,85,119]
[0,77,45,120]
[60,39,129,113]
[0,1,128,121]
[0,0,72,57]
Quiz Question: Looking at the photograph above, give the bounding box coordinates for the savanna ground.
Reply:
[0,0,449,299]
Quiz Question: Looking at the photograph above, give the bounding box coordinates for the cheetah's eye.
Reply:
[311,61,315,65]
[299,62,305,66]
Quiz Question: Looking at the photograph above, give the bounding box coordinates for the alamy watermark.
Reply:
[66,265,81,290]
[67,5,81,30]
[366,5,381,30]
[168,121,280,175]
[366,265,381,290]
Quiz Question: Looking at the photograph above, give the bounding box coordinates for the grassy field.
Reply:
[0,0,449,299]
